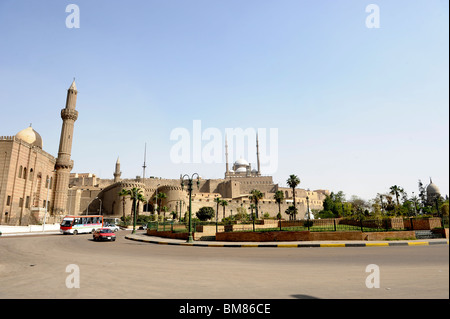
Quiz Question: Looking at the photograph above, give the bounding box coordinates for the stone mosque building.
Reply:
[67,134,331,222]
[17,81,450,225]
[0,80,78,225]
[0,80,332,225]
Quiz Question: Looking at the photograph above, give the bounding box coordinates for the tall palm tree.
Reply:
[214,197,222,222]
[274,190,284,229]
[127,187,144,233]
[155,192,167,218]
[220,199,228,220]
[389,185,404,214]
[249,204,256,219]
[118,188,129,223]
[249,189,263,219]
[287,175,300,219]
[273,190,284,217]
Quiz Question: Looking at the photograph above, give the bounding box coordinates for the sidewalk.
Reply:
[125,232,450,248]
[0,224,61,237]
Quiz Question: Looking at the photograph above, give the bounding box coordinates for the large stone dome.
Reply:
[426,179,440,196]
[15,126,43,148]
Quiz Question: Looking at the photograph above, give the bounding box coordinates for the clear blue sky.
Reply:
[0,0,448,200]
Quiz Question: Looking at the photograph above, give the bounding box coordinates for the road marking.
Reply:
[408,242,429,246]
[277,244,298,248]
[320,243,345,247]
[366,243,389,247]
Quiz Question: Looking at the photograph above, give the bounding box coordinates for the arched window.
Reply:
[45,175,49,188]
[23,167,27,180]
[18,166,23,178]
[29,168,34,181]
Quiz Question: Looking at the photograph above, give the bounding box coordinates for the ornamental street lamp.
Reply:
[95,197,102,215]
[132,188,139,234]
[306,196,311,231]
[180,173,200,243]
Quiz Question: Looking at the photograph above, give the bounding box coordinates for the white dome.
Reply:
[236,167,247,173]
[234,158,249,166]
[15,126,43,148]
[427,180,440,195]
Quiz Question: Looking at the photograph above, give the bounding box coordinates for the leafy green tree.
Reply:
[196,206,215,221]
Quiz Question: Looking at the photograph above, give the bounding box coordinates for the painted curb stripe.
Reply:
[320,243,345,247]
[408,241,429,246]
[125,236,448,247]
[345,243,366,247]
[366,243,389,247]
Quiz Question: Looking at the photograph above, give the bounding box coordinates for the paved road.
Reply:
[0,231,448,299]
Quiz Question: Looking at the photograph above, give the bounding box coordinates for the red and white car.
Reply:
[92,228,116,241]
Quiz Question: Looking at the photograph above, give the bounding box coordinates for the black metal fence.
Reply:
[147,216,448,234]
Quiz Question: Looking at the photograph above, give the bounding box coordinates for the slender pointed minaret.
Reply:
[53,79,79,215]
[256,133,261,176]
[225,135,229,177]
[142,142,147,182]
[114,157,121,183]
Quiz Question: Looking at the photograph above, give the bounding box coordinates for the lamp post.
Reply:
[96,197,102,215]
[306,196,311,231]
[131,188,138,234]
[180,173,200,243]
[42,176,51,232]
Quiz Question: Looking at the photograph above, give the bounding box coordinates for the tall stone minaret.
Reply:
[53,80,79,215]
[114,157,121,183]
[256,133,261,176]
[225,135,230,178]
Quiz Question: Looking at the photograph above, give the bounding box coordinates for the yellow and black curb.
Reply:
[125,235,449,248]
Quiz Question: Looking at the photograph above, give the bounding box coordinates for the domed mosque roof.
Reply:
[15,125,43,149]
[234,157,249,166]
[426,178,440,195]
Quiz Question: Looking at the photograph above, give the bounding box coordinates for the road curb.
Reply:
[125,234,449,248]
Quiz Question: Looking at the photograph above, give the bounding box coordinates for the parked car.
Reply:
[138,224,148,230]
[104,224,120,232]
[93,228,116,241]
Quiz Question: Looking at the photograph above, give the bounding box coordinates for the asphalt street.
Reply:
[0,231,448,299]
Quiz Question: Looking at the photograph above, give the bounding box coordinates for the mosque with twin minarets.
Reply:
[2,80,442,226]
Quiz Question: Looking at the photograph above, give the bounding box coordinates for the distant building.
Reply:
[68,135,330,221]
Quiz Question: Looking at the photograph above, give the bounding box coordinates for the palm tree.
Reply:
[155,192,167,218]
[389,185,405,215]
[273,190,284,217]
[118,188,130,224]
[127,187,144,233]
[249,204,256,219]
[214,197,222,222]
[220,199,228,220]
[274,190,284,230]
[249,189,263,219]
[161,206,169,222]
[287,175,300,219]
